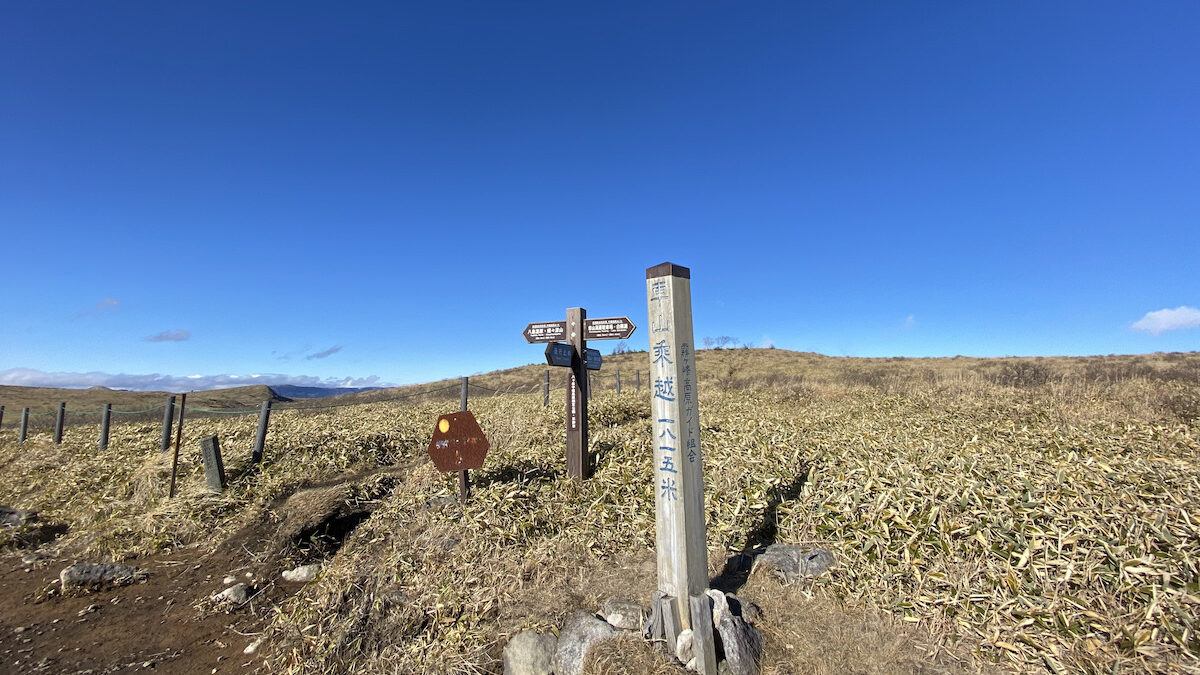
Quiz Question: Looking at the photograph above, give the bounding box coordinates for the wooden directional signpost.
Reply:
[645,262,717,673]
[523,309,635,480]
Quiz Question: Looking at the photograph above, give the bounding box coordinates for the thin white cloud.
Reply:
[903,314,917,329]
[72,297,121,319]
[1131,306,1200,336]
[759,334,775,349]
[0,368,392,391]
[306,345,343,360]
[144,329,191,343]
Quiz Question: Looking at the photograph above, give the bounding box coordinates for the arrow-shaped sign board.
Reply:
[584,316,636,340]
[524,321,567,343]
[545,342,572,367]
[546,343,602,371]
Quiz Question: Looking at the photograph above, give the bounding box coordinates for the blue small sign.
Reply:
[545,342,573,368]
[545,343,603,371]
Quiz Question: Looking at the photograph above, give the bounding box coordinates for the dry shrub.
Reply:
[584,633,683,674]
[742,578,975,675]
[1,350,1197,673]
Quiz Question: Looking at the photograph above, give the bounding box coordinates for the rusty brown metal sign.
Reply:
[427,411,489,472]
[523,321,567,343]
[584,316,636,340]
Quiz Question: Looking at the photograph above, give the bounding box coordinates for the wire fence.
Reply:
[0,368,645,444]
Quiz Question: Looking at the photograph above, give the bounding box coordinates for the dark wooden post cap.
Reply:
[646,262,690,279]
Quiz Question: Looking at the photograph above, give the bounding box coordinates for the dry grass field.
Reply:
[0,349,1196,673]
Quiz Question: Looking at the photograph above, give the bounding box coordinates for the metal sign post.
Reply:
[524,308,635,481]
[645,262,716,673]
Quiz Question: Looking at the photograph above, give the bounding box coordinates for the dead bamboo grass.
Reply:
[0,364,1195,673]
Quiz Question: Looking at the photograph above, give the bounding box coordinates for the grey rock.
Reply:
[0,506,37,527]
[752,545,834,583]
[59,562,147,593]
[707,590,763,675]
[675,628,695,666]
[725,594,763,625]
[222,575,238,585]
[421,496,458,510]
[554,610,616,675]
[243,637,265,655]
[502,630,557,675]
[212,582,250,606]
[603,598,647,631]
[281,563,321,583]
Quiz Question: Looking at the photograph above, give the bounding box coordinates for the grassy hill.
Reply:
[0,350,1196,673]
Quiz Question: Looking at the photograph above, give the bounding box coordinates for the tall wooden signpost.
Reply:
[523,309,635,481]
[646,262,716,673]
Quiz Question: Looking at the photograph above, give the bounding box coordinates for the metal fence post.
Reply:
[169,393,188,497]
[544,369,550,407]
[252,400,272,464]
[616,369,621,394]
[99,403,112,451]
[458,378,470,501]
[54,402,65,444]
[160,395,175,453]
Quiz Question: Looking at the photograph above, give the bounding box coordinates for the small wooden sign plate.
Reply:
[427,411,489,472]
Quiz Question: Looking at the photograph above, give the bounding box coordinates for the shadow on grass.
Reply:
[473,462,561,488]
[710,466,810,594]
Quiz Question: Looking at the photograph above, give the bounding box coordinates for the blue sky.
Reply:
[2,2,1197,390]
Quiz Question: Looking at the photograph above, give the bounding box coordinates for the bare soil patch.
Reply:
[0,467,404,674]
[0,544,277,674]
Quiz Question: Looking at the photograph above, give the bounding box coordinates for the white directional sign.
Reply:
[523,321,568,343]
[523,308,636,481]
[584,316,636,340]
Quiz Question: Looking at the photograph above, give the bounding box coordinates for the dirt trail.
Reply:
[0,541,288,675]
[0,467,405,674]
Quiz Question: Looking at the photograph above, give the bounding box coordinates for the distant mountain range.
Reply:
[268,384,385,399]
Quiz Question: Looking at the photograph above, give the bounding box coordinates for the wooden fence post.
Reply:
[19,408,29,444]
[99,404,112,451]
[0,405,4,431]
[54,402,65,444]
[543,369,550,407]
[636,370,641,392]
[616,369,621,394]
[159,395,175,453]
[252,400,272,464]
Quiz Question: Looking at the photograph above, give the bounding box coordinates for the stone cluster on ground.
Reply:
[501,543,832,674]
[59,562,148,593]
[502,591,764,675]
